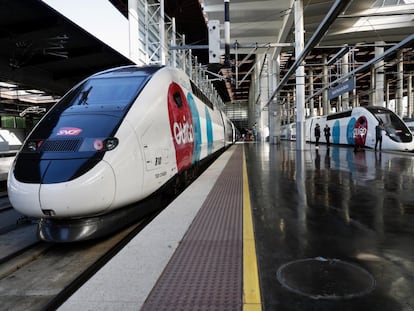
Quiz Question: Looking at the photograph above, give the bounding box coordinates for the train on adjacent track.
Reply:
[280,106,414,152]
[7,65,237,242]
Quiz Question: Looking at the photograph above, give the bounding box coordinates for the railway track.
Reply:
[0,150,219,311]
[0,212,156,311]
[0,195,40,266]
[0,175,185,311]
[0,191,165,311]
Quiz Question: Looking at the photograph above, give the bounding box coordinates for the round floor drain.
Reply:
[276,257,376,300]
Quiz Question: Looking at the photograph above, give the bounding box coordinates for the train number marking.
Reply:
[155,157,162,165]
[155,171,167,178]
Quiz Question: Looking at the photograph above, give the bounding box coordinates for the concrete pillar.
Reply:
[287,92,292,123]
[269,57,281,144]
[342,52,350,110]
[248,62,257,131]
[351,88,356,108]
[291,92,295,123]
[375,42,385,106]
[309,69,315,117]
[318,96,322,115]
[370,65,375,106]
[322,54,329,114]
[259,56,269,142]
[261,108,269,142]
[408,73,413,118]
[396,49,404,117]
[295,0,305,150]
[385,80,390,109]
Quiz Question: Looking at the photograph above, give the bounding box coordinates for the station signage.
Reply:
[328,77,355,100]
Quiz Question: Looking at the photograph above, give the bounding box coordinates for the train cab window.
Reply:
[173,92,183,107]
[367,106,412,142]
[58,76,148,112]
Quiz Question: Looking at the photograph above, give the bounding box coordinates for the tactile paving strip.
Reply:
[141,146,243,310]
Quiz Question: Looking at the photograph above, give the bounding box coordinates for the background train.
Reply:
[280,106,414,151]
[7,65,237,242]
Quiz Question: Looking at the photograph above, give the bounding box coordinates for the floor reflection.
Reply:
[244,142,414,310]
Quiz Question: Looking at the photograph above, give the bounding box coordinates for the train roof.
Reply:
[92,65,164,78]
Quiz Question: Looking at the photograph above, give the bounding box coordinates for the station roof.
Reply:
[0,0,134,115]
[199,0,414,105]
[110,0,414,106]
[1,0,414,116]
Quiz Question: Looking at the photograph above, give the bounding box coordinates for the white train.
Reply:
[280,123,296,141]
[7,65,236,242]
[280,106,414,151]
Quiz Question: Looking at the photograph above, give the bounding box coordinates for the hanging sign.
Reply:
[328,77,355,100]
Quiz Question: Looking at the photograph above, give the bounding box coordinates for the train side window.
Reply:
[173,92,183,108]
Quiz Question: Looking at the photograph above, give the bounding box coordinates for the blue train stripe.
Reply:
[346,117,356,145]
[332,120,340,144]
[205,107,213,154]
[187,93,202,163]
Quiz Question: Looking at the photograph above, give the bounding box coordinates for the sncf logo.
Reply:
[57,127,83,136]
[173,118,194,145]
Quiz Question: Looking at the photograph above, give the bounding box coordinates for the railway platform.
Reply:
[38,142,414,310]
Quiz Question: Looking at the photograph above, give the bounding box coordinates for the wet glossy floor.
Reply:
[245,142,414,311]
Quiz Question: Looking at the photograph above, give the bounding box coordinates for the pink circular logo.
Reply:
[353,116,368,147]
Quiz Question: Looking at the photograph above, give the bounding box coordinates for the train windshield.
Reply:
[57,75,148,113]
[367,106,412,143]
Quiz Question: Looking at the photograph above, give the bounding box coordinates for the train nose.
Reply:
[39,160,116,217]
[8,159,116,218]
[8,174,41,217]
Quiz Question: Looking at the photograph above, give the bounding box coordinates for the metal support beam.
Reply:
[307,33,414,103]
[266,0,352,107]
[327,45,349,66]
[169,42,292,51]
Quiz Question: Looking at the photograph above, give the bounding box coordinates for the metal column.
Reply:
[408,73,413,118]
[396,49,404,117]
[375,42,385,106]
[309,69,315,117]
[322,54,329,114]
[342,52,350,110]
[295,0,305,150]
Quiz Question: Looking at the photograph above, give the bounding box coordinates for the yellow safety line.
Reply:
[243,147,262,311]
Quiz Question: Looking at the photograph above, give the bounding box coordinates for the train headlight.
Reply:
[92,137,118,151]
[27,141,37,151]
[104,138,118,151]
[26,140,43,151]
